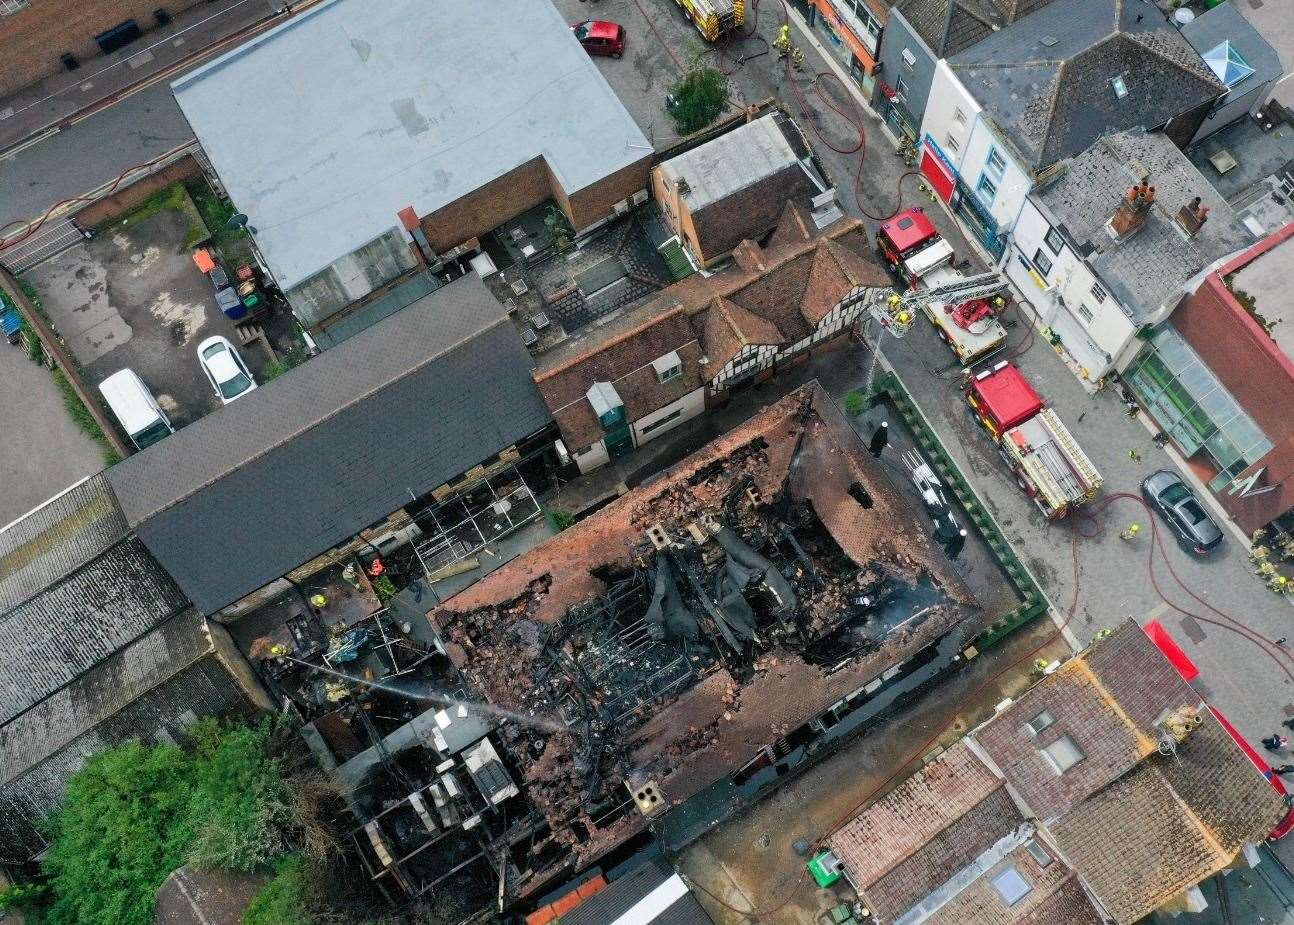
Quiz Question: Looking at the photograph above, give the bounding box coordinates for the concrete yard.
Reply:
[0,343,104,528]
[25,205,273,431]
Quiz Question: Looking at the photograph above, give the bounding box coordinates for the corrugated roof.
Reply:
[108,275,552,613]
[171,0,651,290]
[558,857,712,925]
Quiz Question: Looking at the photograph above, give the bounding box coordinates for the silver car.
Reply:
[1141,469,1223,555]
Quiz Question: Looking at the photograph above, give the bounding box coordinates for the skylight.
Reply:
[1111,75,1128,99]
[1204,41,1255,88]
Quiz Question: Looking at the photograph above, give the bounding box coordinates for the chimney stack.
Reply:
[1174,195,1210,238]
[1108,183,1155,240]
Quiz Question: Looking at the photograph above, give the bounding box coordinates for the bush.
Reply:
[667,56,730,134]
[842,391,865,417]
[263,343,308,382]
[40,719,299,925]
[246,856,314,925]
[546,508,576,532]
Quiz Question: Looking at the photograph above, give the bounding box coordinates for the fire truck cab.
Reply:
[877,208,1009,365]
[965,362,1102,519]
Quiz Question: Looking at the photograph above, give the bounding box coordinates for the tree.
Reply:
[40,719,299,925]
[667,55,730,134]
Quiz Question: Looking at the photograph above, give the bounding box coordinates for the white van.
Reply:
[98,369,173,450]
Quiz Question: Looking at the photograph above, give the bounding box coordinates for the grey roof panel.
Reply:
[659,115,801,211]
[561,857,712,925]
[171,0,651,290]
[1036,129,1251,320]
[1181,4,1283,90]
[110,277,551,612]
[950,0,1224,168]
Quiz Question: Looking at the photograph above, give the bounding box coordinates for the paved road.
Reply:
[0,83,192,235]
[0,344,104,527]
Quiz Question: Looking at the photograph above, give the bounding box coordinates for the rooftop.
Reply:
[107,274,552,613]
[895,0,1004,58]
[950,0,1225,169]
[1227,229,1294,359]
[171,0,650,291]
[1035,129,1252,319]
[1181,3,1282,96]
[428,382,984,882]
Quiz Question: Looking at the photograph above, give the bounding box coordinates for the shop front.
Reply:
[810,0,882,97]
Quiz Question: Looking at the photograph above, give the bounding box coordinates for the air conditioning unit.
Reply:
[613,199,631,216]
[630,189,650,207]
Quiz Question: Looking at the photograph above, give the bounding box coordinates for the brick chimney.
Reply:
[1107,183,1155,240]
[1175,196,1210,238]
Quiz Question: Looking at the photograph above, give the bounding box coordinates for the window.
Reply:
[1041,735,1085,774]
[985,146,1007,178]
[895,74,910,100]
[1111,75,1128,99]
[976,173,998,205]
[944,132,961,154]
[1031,248,1053,278]
[640,407,684,436]
[652,350,683,384]
[901,47,916,70]
[1044,226,1064,255]
[1076,303,1094,324]
[1024,710,1055,737]
[1025,840,1054,868]
[991,866,1033,906]
[1090,282,1108,304]
[953,107,967,126]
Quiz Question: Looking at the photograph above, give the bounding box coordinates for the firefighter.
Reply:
[774,24,791,58]
[944,528,967,561]
[1119,523,1141,542]
[869,421,889,458]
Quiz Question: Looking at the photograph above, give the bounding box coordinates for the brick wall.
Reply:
[566,155,652,232]
[74,154,201,228]
[0,0,208,98]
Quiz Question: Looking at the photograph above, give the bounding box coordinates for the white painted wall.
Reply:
[632,387,705,446]
[922,61,1032,237]
[573,439,610,474]
[1005,196,1139,381]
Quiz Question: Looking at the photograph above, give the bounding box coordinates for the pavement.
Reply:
[26,204,274,430]
[0,344,105,527]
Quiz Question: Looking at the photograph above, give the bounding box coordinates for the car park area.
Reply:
[24,191,280,435]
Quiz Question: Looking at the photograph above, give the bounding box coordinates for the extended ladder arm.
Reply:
[893,271,1008,316]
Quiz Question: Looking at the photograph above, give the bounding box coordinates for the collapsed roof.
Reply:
[428,382,984,884]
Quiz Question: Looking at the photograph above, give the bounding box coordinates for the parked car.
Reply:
[99,368,174,449]
[197,335,257,405]
[1141,469,1224,555]
[572,20,625,57]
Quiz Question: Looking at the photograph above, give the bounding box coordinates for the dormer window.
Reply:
[653,351,683,384]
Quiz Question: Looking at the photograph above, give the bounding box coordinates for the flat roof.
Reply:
[171,0,650,291]
[1228,233,1294,360]
[658,113,802,211]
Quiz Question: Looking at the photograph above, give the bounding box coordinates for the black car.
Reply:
[1141,470,1224,555]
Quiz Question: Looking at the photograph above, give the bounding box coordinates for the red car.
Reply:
[572,20,625,58]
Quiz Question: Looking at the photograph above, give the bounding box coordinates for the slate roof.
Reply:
[171,0,650,291]
[0,535,188,725]
[1035,129,1250,320]
[107,274,551,613]
[950,0,1225,169]
[895,0,1003,57]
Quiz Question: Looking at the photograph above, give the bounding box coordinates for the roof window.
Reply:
[1040,734,1085,774]
[1111,75,1128,99]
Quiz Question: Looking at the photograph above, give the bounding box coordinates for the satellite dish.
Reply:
[225,212,257,234]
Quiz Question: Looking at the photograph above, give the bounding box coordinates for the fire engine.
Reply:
[674,0,745,41]
[964,361,1102,520]
[876,207,1010,365]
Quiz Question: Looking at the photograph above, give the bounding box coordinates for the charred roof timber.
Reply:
[423,382,989,903]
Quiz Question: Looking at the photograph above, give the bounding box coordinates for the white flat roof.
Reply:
[659,114,800,211]
[172,0,651,290]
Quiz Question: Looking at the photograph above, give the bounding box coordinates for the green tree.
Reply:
[667,55,730,134]
[246,855,314,925]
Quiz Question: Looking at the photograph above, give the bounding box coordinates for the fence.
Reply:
[858,372,1048,649]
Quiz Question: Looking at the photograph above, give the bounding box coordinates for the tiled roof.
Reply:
[704,296,785,369]
[1035,129,1250,322]
[535,304,704,452]
[950,0,1225,169]
[896,0,1003,57]
[830,741,1002,888]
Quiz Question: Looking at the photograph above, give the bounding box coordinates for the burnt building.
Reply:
[407,382,989,904]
